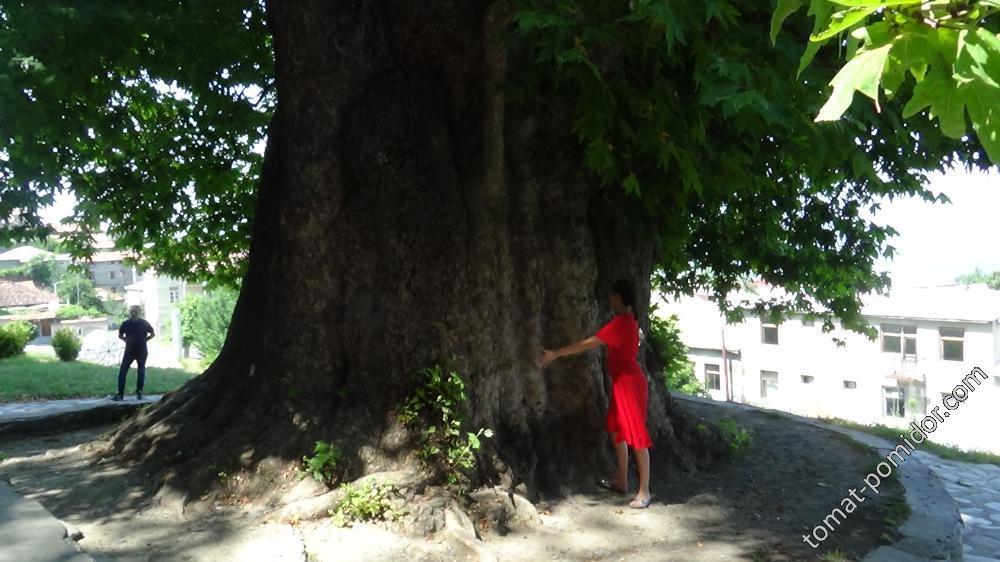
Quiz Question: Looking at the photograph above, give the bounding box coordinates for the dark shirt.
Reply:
[119,318,154,351]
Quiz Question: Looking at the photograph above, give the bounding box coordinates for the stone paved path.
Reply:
[0,395,162,423]
[911,450,1000,561]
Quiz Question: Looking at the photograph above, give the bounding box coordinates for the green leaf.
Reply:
[901,65,967,138]
[816,44,893,121]
[955,28,1000,90]
[965,83,1000,162]
[623,173,641,196]
[771,0,807,45]
[810,7,875,42]
[828,0,920,6]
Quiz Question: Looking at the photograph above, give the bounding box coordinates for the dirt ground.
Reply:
[0,400,904,562]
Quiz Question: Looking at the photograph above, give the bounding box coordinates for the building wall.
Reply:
[126,270,203,335]
[86,260,134,294]
[661,295,1000,452]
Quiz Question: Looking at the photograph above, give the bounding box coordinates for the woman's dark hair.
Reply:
[611,278,637,310]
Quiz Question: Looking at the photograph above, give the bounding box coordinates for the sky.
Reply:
[871,166,1000,289]
[36,166,999,290]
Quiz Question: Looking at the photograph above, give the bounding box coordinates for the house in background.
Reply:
[0,279,59,338]
[58,250,135,295]
[662,283,1000,454]
[125,268,203,335]
[0,246,56,270]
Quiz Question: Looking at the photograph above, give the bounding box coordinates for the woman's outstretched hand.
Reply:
[536,349,559,368]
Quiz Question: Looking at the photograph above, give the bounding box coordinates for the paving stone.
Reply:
[968,534,1000,551]
[860,546,928,562]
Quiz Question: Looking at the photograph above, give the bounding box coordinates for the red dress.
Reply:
[595,314,652,449]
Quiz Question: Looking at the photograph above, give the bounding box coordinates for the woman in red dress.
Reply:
[536,279,653,509]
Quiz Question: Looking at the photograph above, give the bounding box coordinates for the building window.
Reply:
[168,287,181,304]
[843,380,857,390]
[109,271,116,279]
[881,324,916,355]
[801,375,814,384]
[884,386,905,417]
[704,364,721,391]
[761,323,779,345]
[802,317,815,327]
[939,327,964,361]
[760,370,779,398]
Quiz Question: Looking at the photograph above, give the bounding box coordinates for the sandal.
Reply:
[629,495,652,509]
[598,478,628,494]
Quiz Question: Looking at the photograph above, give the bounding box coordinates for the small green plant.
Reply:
[398,365,493,484]
[0,451,7,462]
[717,418,752,458]
[303,440,341,484]
[330,481,403,527]
[821,549,850,562]
[51,328,82,362]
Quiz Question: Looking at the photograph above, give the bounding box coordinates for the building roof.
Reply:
[0,246,54,264]
[55,250,132,264]
[0,280,57,308]
[862,283,1000,324]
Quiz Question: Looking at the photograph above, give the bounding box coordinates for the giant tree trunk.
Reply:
[109,0,719,503]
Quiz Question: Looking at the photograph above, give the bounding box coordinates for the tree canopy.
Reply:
[0,1,273,286]
[0,0,994,332]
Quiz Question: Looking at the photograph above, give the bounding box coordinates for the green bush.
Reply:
[4,320,38,342]
[647,310,707,397]
[179,290,237,362]
[0,324,30,359]
[52,328,82,362]
[56,304,104,320]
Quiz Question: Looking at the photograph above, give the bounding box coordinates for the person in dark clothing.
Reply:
[114,305,155,401]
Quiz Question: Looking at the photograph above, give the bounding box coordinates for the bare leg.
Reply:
[631,447,651,507]
[609,432,628,490]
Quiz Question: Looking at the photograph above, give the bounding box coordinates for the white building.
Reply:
[0,246,56,270]
[662,283,1000,453]
[125,269,203,335]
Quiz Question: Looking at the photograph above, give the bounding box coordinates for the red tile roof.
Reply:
[0,280,57,308]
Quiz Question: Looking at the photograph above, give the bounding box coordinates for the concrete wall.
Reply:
[661,294,1000,453]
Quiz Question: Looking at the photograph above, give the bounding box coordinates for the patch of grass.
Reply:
[823,417,1000,467]
[0,451,6,462]
[880,495,911,531]
[717,417,752,458]
[821,549,850,562]
[329,481,404,527]
[0,352,198,401]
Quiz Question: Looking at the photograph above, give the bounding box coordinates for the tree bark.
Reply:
[108,0,721,502]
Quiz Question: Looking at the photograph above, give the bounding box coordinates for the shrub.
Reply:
[647,310,707,397]
[0,324,30,359]
[56,304,104,320]
[330,481,403,527]
[303,440,342,484]
[179,290,237,362]
[52,328,82,362]
[4,320,37,342]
